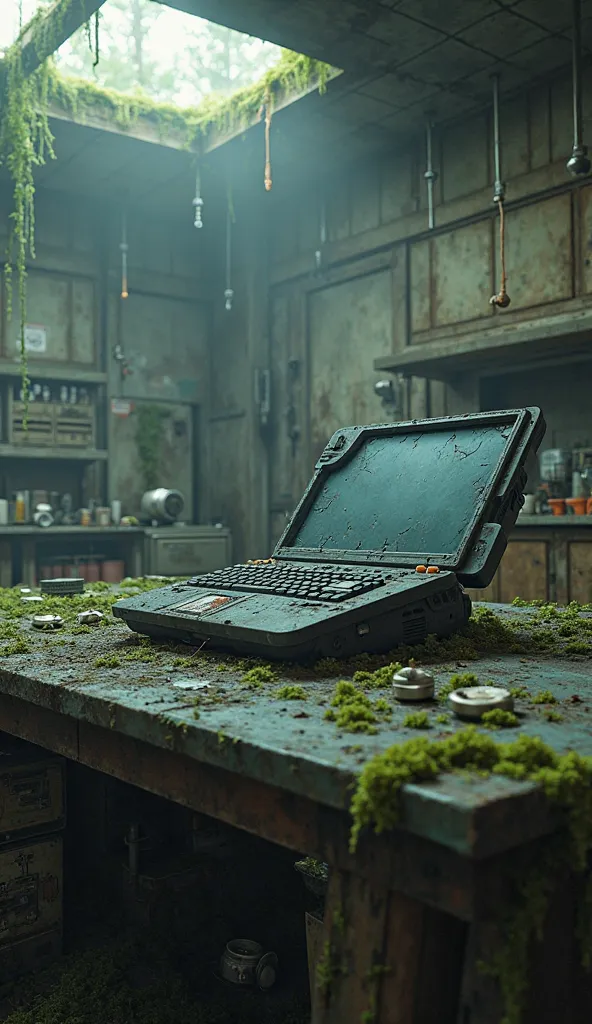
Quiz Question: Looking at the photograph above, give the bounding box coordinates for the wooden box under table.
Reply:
[0,835,63,977]
[0,738,65,845]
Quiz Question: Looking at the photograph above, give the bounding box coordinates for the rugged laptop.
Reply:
[113,409,545,661]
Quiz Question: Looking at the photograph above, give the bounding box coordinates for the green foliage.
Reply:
[134,404,170,490]
[480,709,519,729]
[532,690,557,705]
[275,684,307,700]
[352,661,402,689]
[402,711,430,729]
[438,671,479,702]
[241,664,276,688]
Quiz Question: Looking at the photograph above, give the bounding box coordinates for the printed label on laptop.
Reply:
[176,594,234,617]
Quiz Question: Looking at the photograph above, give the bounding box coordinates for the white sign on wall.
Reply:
[15,324,47,354]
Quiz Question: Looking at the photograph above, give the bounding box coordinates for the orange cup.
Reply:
[587,497,592,515]
[548,499,566,516]
[566,498,587,515]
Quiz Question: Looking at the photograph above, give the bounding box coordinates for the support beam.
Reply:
[19,0,109,77]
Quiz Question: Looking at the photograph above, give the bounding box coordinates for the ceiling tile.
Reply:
[390,0,512,36]
[461,60,534,104]
[396,38,496,84]
[509,34,573,73]
[460,11,550,60]
[323,92,397,124]
[364,10,446,58]
[359,72,440,107]
[512,0,590,35]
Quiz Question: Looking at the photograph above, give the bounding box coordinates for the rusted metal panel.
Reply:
[501,193,573,309]
[500,95,529,181]
[4,271,70,363]
[441,115,488,203]
[208,416,249,560]
[528,83,551,170]
[391,244,408,349]
[70,277,96,365]
[410,239,431,333]
[380,150,416,225]
[308,270,393,460]
[550,75,573,166]
[431,220,492,327]
[579,184,592,293]
[108,400,193,520]
[327,178,351,241]
[115,293,206,404]
[350,165,381,237]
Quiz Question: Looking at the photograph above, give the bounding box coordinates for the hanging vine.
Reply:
[0,47,54,420]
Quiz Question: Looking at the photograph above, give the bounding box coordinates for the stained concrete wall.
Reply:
[208,66,592,559]
[0,187,211,519]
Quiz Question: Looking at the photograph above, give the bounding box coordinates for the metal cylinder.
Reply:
[140,488,184,524]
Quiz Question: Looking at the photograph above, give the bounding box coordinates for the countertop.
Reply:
[0,594,590,862]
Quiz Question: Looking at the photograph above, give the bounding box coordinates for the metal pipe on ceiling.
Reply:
[567,0,591,176]
[424,117,438,230]
[492,74,505,204]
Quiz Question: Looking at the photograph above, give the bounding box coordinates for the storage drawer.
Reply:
[0,741,65,844]
[0,836,62,949]
[145,529,232,577]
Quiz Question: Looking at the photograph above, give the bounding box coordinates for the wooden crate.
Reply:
[0,836,62,951]
[0,741,65,844]
[8,395,54,447]
[54,403,96,448]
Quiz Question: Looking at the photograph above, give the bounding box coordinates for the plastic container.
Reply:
[566,497,587,515]
[101,560,125,583]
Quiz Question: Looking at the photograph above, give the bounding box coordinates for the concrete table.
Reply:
[0,603,590,1023]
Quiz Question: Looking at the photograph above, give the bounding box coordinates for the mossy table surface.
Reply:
[0,588,590,862]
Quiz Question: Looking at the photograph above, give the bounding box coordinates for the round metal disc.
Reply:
[393,667,434,702]
[77,609,104,626]
[32,614,63,630]
[448,685,514,719]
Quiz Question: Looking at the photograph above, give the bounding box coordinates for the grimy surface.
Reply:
[0,585,590,861]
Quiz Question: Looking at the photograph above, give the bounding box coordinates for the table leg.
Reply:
[0,542,12,588]
[21,539,36,587]
[312,864,390,1024]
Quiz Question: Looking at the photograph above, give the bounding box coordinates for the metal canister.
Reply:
[80,508,91,527]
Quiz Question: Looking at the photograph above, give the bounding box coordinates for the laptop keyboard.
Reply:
[186,562,388,603]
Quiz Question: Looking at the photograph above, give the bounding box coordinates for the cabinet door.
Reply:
[568,542,592,604]
[499,541,548,604]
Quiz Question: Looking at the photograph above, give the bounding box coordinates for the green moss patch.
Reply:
[402,711,430,730]
[480,709,519,730]
[241,665,277,689]
[275,685,307,700]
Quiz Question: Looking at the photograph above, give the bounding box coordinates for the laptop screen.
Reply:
[287,423,512,560]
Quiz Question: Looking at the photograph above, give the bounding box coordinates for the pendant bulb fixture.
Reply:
[120,208,129,300]
[224,184,234,312]
[193,163,204,229]
[489,75,511,310]
[314,199,327,270]
[424,117,438,230]
[264,91,273,192]
[567,0,591,176]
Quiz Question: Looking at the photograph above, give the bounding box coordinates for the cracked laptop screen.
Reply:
[289,425,511,557]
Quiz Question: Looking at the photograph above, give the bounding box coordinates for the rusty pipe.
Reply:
[491,74,505,203]
[424,119,438,230]
[567,0,591,176]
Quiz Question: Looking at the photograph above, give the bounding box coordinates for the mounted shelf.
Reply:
[0,445,108,461]
[0,362,106,385]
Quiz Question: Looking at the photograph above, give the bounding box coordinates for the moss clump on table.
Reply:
[276,684,307,700]
[323,682,393,734]
[350,728,592,1024]
[402,711,430,729]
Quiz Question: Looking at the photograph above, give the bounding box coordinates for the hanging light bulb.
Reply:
[120,209,129,300]
[192,164,204,229]
[224,185,233,312]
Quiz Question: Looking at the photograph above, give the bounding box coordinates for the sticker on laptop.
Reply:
[175,594,234,617]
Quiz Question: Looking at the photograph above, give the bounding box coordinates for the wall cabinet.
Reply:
[465,519,592,606]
